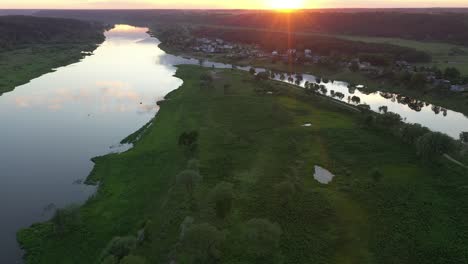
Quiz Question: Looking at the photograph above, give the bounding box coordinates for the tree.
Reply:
[177,170,202,195]
[319,85,328,95]
[180,223,225,263]
[100,236,137,260]
[375,112,402,128]
[279,73,286,81]
[400,123,430,144]
[351,96,361,104]
[210,182,234,218]
[416,132,456,161]
[378,106,388,114]
[444,67,461,83]
[178,131,198,153]
[460,132,468,143]
[242,218,282,259]
[255,71,270,81]
[120,255,147,264]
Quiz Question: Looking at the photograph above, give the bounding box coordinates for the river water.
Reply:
[1,24,467,263]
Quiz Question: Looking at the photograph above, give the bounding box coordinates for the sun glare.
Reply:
[268,0,305,11]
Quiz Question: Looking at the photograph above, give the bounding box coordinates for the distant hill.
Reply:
[34,9,468,46]
[0,15,105,49]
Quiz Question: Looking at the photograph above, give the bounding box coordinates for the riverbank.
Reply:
[18,65,468,263]
[157,39,468,118]
[0,43,101,95]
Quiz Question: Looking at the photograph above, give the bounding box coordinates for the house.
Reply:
[304,49,312,55]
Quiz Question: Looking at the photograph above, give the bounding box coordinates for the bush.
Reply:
[100,236,137,260]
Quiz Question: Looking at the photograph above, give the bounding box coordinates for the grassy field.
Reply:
[0,44,98,95]
[18,65,468,264]
[338,35,468,75]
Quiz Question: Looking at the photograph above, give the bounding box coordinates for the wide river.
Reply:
[1,25,467,263]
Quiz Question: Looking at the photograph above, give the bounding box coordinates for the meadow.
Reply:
[18,65,468,264]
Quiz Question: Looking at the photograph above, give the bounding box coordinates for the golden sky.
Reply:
[1,0,468,9]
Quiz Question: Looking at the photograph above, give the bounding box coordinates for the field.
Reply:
[338,35,468,75]
[0,44,98,95]
[17,65,468,264]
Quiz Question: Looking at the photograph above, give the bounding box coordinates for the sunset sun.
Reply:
[268,0,305,10]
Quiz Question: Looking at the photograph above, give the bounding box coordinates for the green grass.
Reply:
[18,65,468,264]
[0,44,98,95]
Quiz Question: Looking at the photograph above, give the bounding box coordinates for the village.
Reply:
[189,37,468,94]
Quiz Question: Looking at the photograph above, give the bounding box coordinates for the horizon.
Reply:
[2,0,468,10]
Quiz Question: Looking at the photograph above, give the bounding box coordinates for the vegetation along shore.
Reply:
[19,64,468,264]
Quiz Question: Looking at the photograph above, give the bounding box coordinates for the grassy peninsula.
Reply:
[0,16,106,95]
[19,65,468,264]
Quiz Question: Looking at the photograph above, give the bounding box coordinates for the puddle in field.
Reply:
[314,166,335,184]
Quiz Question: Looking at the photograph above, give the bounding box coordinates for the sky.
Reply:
[1,0,468,9]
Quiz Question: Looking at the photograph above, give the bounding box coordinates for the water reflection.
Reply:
[0,25,182,263]
[314,166,335,184]
[173,57,468,138]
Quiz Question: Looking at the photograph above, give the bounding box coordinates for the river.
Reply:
[1,24,467,263]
